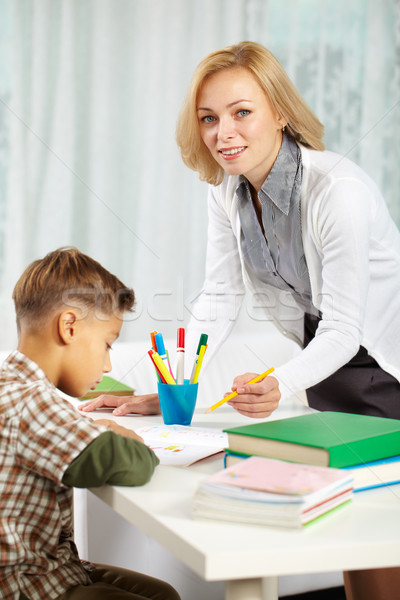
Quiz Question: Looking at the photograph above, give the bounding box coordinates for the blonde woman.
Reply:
[177,40,400,420]
[176,39,400,600]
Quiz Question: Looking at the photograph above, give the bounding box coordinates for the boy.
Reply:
[0,247,180,600]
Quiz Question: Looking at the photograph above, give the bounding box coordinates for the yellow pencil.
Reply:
[205,367,275,413]
[152,351,176,385]
[191,344,207,384]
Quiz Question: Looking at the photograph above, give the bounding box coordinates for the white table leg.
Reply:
[225,576,278,600]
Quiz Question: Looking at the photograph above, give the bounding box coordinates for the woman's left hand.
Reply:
[227,373,281,418]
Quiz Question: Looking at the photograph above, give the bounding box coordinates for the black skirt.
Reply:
[304,314,400,419]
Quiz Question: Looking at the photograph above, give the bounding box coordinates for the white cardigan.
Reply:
[187,145,400,400]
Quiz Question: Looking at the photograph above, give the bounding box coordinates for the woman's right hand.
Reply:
[227,373,281,418]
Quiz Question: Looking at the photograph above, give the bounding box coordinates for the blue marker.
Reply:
[154,333,174,378]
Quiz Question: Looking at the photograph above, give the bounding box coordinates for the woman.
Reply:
[175,40,400,422]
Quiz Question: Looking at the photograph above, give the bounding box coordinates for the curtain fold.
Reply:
[0,0,398,350]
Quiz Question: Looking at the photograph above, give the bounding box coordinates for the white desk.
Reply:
[84,401,400,600]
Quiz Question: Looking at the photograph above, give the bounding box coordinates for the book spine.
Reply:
[330,431,400,468]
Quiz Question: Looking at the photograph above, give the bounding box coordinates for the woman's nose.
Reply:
[218,116,236,142]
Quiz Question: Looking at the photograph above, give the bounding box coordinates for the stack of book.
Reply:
[223,411,400,492]
[193,455,353,528]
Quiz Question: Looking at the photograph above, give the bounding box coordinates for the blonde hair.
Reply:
[13,247,135,329]
[176,40,325,186]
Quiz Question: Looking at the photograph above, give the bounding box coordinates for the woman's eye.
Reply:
[201,115,216,124]
[237,109,250,117]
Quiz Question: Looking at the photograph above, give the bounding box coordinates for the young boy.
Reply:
[0,247,180,600]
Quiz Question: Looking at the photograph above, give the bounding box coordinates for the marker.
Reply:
[191,343,207,384]
[205,367,275,413]
[190,333,208,384]
[151,351,176,385]
[176,328,185,384]
[154,333,174,378]
[150,331,158,352]
[148,350,166,383]
[149,332,162,381]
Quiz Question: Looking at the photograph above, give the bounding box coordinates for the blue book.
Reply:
[344,454,400,492]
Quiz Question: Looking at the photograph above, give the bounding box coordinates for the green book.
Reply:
[223,411,400,468]
[80,376,134,400]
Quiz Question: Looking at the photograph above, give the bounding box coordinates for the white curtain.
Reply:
[0,0,399,350]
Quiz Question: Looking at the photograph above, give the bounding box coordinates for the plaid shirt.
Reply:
[0,351,108,600]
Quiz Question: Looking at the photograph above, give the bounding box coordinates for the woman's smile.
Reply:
[219,145,247,160]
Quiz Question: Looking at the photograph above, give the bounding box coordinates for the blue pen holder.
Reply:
[158,379,198,426]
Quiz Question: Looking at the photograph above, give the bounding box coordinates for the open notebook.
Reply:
[135,424,228,467]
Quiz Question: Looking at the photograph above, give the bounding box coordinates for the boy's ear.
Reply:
[58,310,79,345]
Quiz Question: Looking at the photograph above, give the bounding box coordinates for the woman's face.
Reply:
[197,67,284,191]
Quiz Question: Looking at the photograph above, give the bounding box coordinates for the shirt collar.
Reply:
[260,133,299,215]
[237,133,300,216]
[6,349,52,385]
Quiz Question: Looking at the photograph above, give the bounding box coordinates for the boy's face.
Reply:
[59,311,123,398]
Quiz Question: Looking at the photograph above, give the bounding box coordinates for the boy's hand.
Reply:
[94,419,144,442]
[78,393,161,416]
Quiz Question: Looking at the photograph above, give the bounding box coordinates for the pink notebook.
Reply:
[207,455,353,496]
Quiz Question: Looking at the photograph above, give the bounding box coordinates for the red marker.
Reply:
[176,328,185,384]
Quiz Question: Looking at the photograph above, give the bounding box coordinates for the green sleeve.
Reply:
[62,431,159,488]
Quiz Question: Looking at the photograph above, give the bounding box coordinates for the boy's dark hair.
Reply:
[13,247,135,329]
